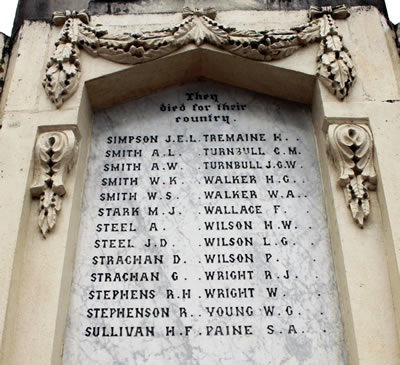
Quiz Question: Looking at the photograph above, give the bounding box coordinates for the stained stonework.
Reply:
[87,1,389,16]
[0,34,10,100]
[11,1,390,37]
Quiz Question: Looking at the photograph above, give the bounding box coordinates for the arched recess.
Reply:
[71,44,357,363]
[83,45,317,111]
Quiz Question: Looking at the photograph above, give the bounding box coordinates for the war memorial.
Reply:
[0,0,399,364]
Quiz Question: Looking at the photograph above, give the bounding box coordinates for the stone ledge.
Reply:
[88,0,389,17]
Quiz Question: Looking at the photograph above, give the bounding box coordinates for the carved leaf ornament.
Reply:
[327,124,376,228]
[31,130,79,237]
[311,6,356,99]
[43,6,356,107]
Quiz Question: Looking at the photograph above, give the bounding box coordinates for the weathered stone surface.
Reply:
[12,0,389,37]
[88,0,388,16]
[0,33,10,98]
[12,0,87,36]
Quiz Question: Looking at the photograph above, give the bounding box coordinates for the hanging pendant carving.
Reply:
[43,6,356,108]
[327,124,376,228]
[309,6,356,100]
[31,129,79,237]
[43,10,89,108]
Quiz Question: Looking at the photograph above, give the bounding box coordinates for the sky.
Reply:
[0,1,399,36]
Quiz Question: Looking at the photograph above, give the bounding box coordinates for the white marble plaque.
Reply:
[63,81,346,364]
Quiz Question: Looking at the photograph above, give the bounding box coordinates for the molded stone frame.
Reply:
[0,7,399,365]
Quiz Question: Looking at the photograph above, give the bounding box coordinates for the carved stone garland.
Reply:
[327,124,376,228]
[31,130,79,237]
[43,6,356,108]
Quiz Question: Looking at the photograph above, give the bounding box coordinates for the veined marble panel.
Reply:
[63,81,346,364]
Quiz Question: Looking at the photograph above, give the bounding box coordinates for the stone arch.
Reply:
[82,46,317,111]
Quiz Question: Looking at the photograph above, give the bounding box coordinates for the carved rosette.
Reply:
[327,124,376,228]
[31,130,79,237]
[44,6,356,108]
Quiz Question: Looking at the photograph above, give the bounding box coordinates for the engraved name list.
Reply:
[63,82,346,365]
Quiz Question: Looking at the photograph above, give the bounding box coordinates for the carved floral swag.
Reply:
[43,6,356,108]
[33,7,376,236]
